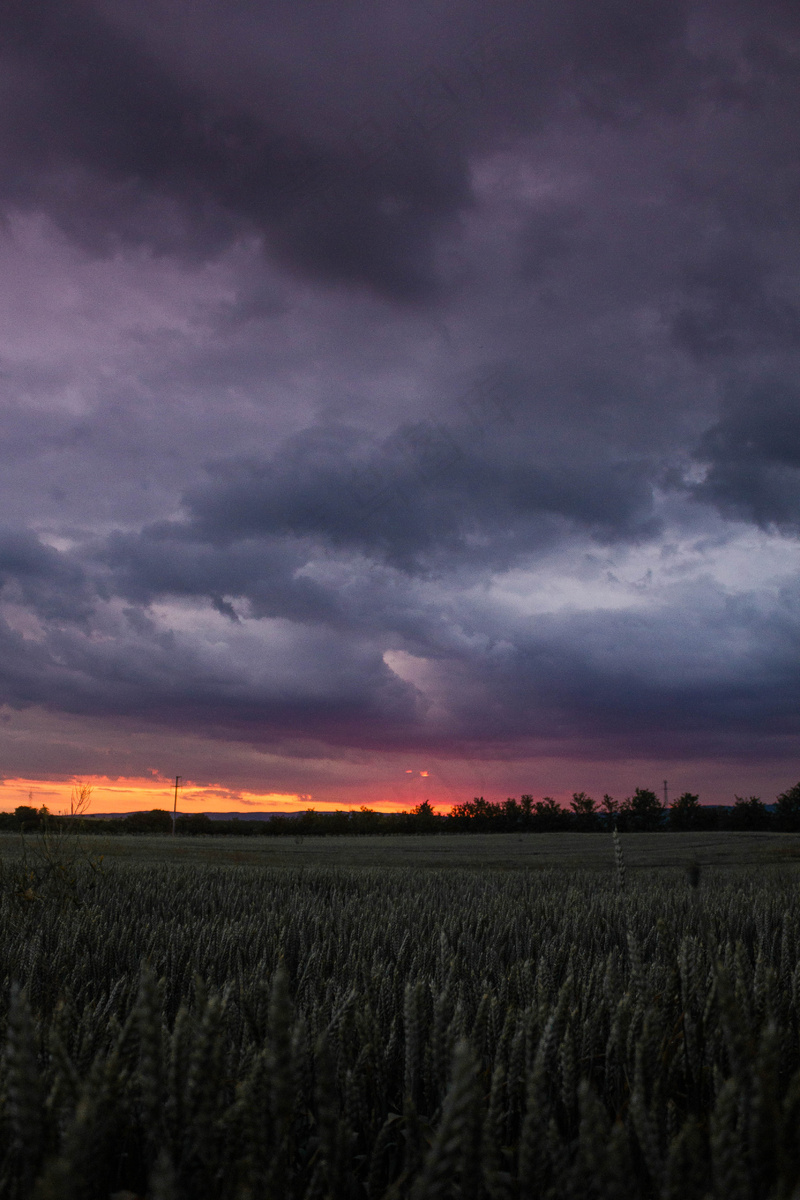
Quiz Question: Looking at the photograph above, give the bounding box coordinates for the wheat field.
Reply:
[1,843,799,1198]
[1,828,798,871]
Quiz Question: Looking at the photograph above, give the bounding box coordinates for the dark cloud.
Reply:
[560,0,691,121]
[0,0,470,299]
[470,596,800,754]
[98,525,337,623]
[672,245,800,357]
[3,0,800,796]
[0,0,501,297]
[0,0,716,301]
[0,587,422,745]
[0,529,92,622]
[2,528,800,767]
[178,421,659,574]
[516,206,582,282]
[691,383,800,529]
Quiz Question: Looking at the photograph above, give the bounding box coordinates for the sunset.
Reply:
[2,1,800,1195]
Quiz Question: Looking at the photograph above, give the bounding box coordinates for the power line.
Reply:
[172,776,181,837]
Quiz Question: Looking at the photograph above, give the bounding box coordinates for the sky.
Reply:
[1,0,800,814]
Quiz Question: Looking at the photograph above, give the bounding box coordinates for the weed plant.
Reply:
[0,857,799,1198]
[0,814,104,909]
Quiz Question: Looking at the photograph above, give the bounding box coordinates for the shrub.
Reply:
[121,809,173,834]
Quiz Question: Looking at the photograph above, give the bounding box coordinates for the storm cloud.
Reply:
[691,383,800,530]
[1,0,800,803]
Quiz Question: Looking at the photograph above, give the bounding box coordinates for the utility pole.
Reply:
[663,779,668,809]
[172,776,181,837]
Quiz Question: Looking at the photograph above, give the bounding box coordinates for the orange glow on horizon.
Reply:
[0,776,429,815]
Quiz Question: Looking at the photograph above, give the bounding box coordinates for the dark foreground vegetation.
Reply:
[1,839,800,1198]
[4,782,800,837]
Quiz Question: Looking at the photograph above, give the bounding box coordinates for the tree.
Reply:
[600,795,618,827]
[620,787,664,832]
[570,792,599,831]
[122,809,173,834]
[449,797,497,830]
[728,796,770,831]
[350,806,380,834]
[775,782,800,831]
[410,800,439,832]
[532,797,570,832]
[68,780,93,818]
[669,792,700,831]
[299,808,317,832]
[502,798,521,829]
[175,813,213,836]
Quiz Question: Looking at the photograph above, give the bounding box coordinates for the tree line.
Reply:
[2,782,800,835]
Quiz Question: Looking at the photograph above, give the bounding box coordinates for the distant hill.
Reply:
[90,810,308,821]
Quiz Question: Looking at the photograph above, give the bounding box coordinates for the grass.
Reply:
[1,828,798,871]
